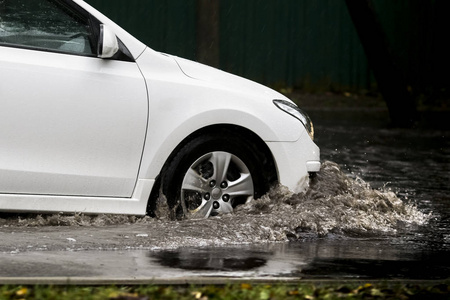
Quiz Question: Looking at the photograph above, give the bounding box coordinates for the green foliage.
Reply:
[0,282,449,300]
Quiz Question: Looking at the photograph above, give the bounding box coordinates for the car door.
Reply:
[0,0,148,197]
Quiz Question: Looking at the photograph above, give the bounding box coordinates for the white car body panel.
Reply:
[0,179,152,215]
[134,48,308,181]
[0,0,320,215]
[266,132,320,194]
[0,46,148,197]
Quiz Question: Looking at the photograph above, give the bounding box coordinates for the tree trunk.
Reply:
[345,0,417,127]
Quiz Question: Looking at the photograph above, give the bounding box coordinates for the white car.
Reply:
[0,0,320,218]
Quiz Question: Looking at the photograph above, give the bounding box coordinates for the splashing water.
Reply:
[235,161,430,239]
[0,213,152,228]
[0,161,430,249]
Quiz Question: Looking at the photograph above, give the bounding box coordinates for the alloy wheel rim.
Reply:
[181,151,254,218]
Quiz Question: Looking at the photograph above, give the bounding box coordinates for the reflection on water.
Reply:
[148,240,450,279]
[151,247,269,272]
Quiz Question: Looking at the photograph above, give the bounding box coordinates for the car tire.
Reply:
[160,129,271,219]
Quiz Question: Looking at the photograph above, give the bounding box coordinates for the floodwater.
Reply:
[312,109,449,251]
[0,108,449,280]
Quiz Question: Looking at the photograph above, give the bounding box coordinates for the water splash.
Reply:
[235,161,430,239]
[0,161,430,249]
[0,212,152,227]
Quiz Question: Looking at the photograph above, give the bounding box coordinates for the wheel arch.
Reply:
[146,124,278,215]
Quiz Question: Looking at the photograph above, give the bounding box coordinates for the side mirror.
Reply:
[98,24,119,58]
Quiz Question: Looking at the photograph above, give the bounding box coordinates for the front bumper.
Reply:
[266,132,320,194]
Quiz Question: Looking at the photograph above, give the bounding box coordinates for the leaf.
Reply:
[370,288,384,297]
[16,287,28,296]
[259,290,270,300]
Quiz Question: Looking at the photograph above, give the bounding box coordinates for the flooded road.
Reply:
[0,108,449,280]
[312,109,449,252]
[1,241,448,281]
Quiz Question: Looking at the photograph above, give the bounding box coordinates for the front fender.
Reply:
[135,48,306,180]
[139,106,303,179]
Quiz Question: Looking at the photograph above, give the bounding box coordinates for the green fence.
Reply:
[85,0,448,96]
[86,0,197,60]
[218,0,369,90]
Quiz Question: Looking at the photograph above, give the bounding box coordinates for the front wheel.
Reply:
[160,131,271,219]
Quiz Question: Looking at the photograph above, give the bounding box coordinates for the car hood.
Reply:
[171,55,287,101]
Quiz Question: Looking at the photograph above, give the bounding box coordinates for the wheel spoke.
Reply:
[190,200,214,219]
[227,173,254,197]
[181,167,208,193]
[209,152,232,183]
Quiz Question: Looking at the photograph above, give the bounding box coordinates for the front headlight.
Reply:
[273,99,314,140]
